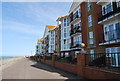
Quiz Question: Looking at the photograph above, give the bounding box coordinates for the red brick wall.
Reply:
[45,60,52,66]
[81,2,88,47]
[84,66,120,79]
[54,61,77,75]
[39,55,120,79]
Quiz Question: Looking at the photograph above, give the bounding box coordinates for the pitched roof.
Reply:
[37,38,44,43]
[56,15,69,21]
[46,25,57,30]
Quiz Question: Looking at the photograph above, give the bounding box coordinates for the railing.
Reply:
[45,55,52,60]
[99,29,120,44]
[87,53,120,68]
[70,13,81,23]
[56,56,77,64]
[98,2,120,22]
[70,41,82,49]
[70,26,82,36]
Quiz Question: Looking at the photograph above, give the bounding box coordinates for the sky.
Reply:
[2,2,72,56]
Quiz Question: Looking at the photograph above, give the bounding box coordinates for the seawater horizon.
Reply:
[0,56,14,59]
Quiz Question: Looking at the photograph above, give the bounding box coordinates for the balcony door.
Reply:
[106,47,120,67]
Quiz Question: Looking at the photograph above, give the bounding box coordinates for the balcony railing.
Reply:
[70,41,82,49]
[98,2,120,22]
[99,29,120,45]
[70,14,81,23]
[87,53,120,68]
[70,26,82,36]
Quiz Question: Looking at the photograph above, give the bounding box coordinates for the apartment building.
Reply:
[36,39,42,55]
[96,0,120,67]
[79,1,106,55]
[57,15,71,57]
[43,25,56,55]
[69,2,82,59]
[36,0,120,66]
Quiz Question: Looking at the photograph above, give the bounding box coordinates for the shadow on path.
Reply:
[29,59,91,81]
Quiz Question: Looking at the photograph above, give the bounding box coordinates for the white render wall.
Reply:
[60,17,71,51]
[48,30,55,53]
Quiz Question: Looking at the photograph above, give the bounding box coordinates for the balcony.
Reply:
[99,30,120,45]
[98,2,120,23]
[70,14,81,24]
[70,41,82,49]
[70,26,82,36]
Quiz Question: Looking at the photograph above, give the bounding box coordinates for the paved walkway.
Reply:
[2,58,86,80]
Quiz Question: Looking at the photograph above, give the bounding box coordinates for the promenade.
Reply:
[2,58,86,80]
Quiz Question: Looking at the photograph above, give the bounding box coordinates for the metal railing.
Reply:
[45,55,52,60]
[70,13,81,23]
[70,26,82,36]
[70,41,82,49]
[98,2,120,22]
[87,53,120,69]
[56,55,77,64]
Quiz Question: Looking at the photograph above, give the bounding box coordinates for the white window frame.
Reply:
[87,0,92,11]
[89,32,94,44]
[106,47,120,67]
[88,15,92,27]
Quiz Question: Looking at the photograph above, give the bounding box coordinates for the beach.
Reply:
[0,56,24,80]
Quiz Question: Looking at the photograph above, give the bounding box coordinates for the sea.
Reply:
[0,56,13,59]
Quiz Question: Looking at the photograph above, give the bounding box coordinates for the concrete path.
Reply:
[2,58,86,80]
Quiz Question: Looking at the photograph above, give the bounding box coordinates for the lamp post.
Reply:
[80,43,87,54]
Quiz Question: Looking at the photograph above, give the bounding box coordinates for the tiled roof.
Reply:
[37,38,44,43]
[46,25,57,30]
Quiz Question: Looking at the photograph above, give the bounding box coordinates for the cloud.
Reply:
[2,20,44,36]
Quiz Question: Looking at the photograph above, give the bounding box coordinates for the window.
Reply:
[73,9,80,20]
[104,23,119,41]
[88,15,92,27]
[64,28,67,38]
[67,18,70,26]
[67,39,70,49]
[106,47,120,67]
[104,26,109,41]
[89,32,94,44]
[115,22,120,39]
[116,0,120,7]
[67,27,70,37]
[90,50,94,61]
[74,35,82,46]
[102,7,106,15]
[109,24,116,41]
[102,3,113,15]
[88,0,92,11]
[107,3,113,13]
